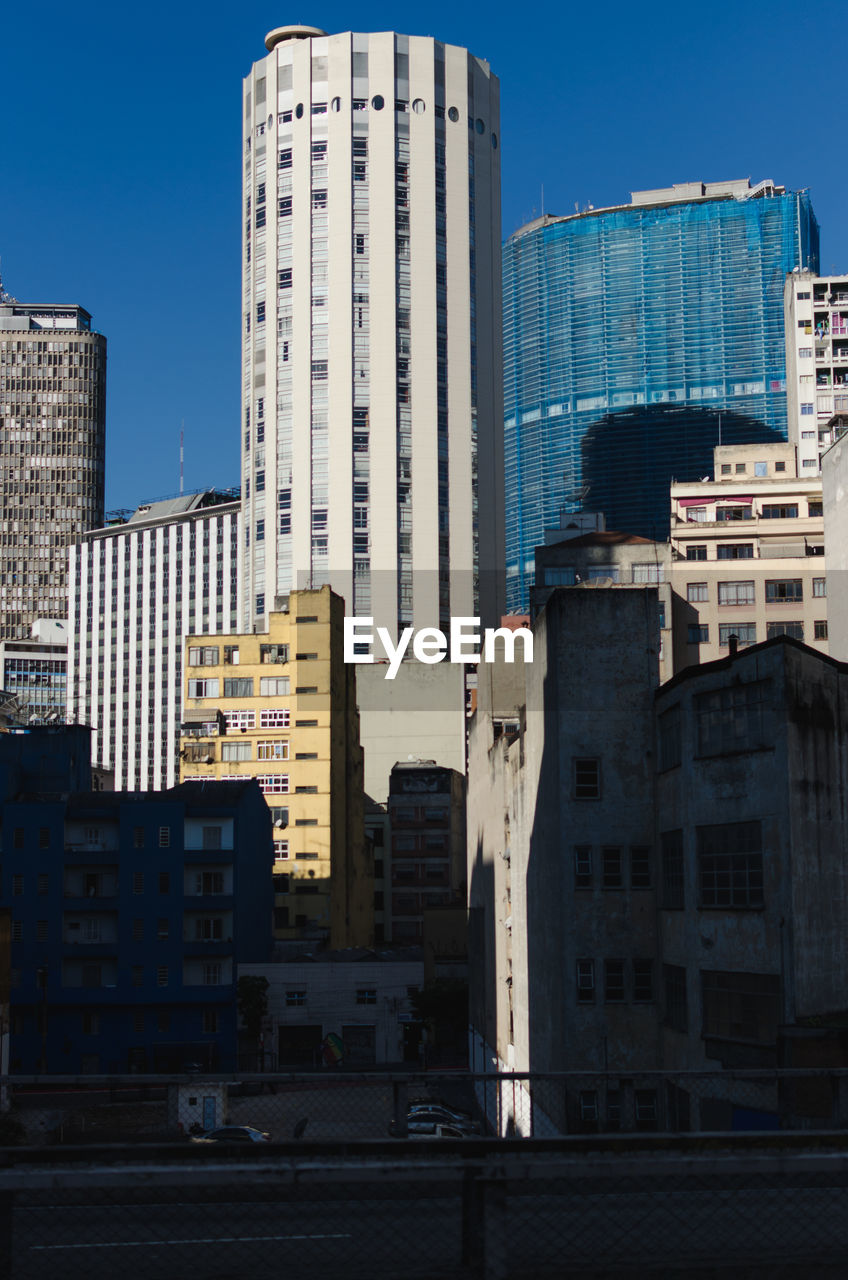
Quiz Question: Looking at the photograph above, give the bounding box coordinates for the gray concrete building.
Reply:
[822,432,848,660]
[0,301,106,638]
[468,588,848,1134]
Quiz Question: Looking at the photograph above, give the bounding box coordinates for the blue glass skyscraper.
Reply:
[503,179,819,610]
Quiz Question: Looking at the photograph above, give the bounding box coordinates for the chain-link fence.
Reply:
[4,1068,848,1146]
[5,1145,848,1279]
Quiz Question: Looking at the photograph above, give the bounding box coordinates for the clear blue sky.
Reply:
[2,0,845,512]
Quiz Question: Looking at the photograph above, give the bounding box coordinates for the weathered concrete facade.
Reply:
[468,589,661,1124]
[469,587,848,1133]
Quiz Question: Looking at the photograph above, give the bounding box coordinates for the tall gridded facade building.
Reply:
[503,180,819,611]
[68,492,241,792]
[0,302,106,637]
[241,26,504,638]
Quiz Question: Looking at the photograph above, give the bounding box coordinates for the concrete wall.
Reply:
[823,436,848,661]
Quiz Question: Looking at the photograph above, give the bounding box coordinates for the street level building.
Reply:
[68,490,240,792]
[0,301,106,638]
[240,25,504,638]
[784,270,848,473]
[179,586,370,950]
[504,179,819,610]
[2,726,272,1074]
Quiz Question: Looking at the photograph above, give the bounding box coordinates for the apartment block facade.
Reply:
[179,586,370,949]
[785,270,848,473]
[0,302,106,638]
[241,25,504,637]
[669,443,826,667]
[2,727,272,1074]
[388,761,465,943]
[503,179,819,610]
[68,490,240,791]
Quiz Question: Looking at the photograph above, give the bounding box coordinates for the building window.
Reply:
[203,1011,219,1034]
[761,504,798,520]
[813,577,826,597]
[661,829,684,908]
[189,646,220,666]
[260,644,289,664]
[716,545,754,560]
[632,563,664,584]
[695,680,772,757]
[658,703,681,771]
[630,847,651,889]
[38,827,49,849]
[286,990,306,1006]
[698,820,763,908]
[132,966,143,987]
[12,874,23,896]
[132,872,144,894]
[203,963,223,986]
[719,623,756,648]
[815,620,828,640]
[132,917,143,941]
[257,741,290,761]
[766,621,804,640]
[82,1012,99,1036]
[716,505,753,523]
[717,581,755,606]
[258,775,290,794]
[809,501,823,517]
[602,847,622,888]
[158,827,171,848]
[224,677,254,698]
[157,918,169,938]
[687,582,707,603]
[686,546,707,561]
[202,826,222,850]
[195,918,224,940]
[576,959,594,1003]
[635,1091,658,1128]
[224,646,240,665]
[37,873,48,895]
[574,845,592,889]
[573,758,600,800]
[356,989,377,1005]
[633,960,654,1002]
[13,828,24,849]
[260,676,290,697]
[222,742,252,762]
[687,624,708,645]
[701,970,779,1044]
[765,579,803,603]
[604,960,625,1003]
[133,826,144,849]
[188,678,219,698]
[156,966,168,987]
[159,872,170,894]
[663,965,688,1032]
[579,1091,598,1123]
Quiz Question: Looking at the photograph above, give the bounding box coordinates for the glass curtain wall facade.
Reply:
[503,182,819,611]
[241,26,503,639]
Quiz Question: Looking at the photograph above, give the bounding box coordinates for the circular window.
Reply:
[295,102,304,119]
[412,98,425,115]
[372,94,384,110]
[491,132,498,149]
[475,118,484,134]
[331,96,341,112]
[448,106,459,122]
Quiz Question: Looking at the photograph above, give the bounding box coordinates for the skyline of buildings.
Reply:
[240,25,504,639]
[503,178,820,611]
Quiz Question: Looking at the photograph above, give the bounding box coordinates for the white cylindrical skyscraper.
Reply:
[241,26,503,639]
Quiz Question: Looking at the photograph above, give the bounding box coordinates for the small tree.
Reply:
[237,974,269,1040]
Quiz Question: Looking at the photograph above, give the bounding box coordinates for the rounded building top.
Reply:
[265,24,327,51]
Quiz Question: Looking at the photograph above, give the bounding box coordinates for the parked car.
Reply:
[192,1125,270,1144]
[389,1105,480,1137]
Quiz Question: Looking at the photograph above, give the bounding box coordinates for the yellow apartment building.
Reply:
[180,586,371,948]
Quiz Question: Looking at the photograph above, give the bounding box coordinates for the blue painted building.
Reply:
[1,728,273,1073]
[503,178,820,610]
